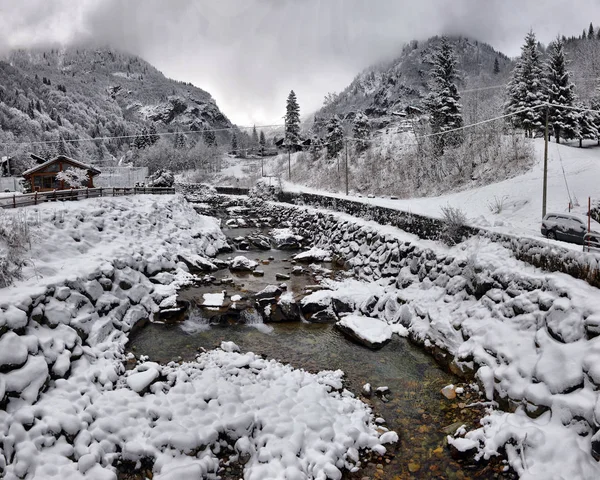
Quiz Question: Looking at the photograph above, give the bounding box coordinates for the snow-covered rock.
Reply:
[336,315,393,349]
[229,256,258,272]
[294,247,332,263]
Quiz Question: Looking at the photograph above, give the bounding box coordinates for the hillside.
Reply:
[312,36,513,133]
[0,47,234,170]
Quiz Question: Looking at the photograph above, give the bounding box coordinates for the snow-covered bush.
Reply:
[55,167,89,188]
[249,177,282,201]
[0,210,30,287]
[147,169,175,187]
[439,204,467,245]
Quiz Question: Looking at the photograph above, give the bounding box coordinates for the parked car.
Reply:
[541,212,600,245]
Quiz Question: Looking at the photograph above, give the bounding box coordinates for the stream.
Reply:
[127,201,513,480]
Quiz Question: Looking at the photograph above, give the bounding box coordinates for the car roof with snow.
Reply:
[544,212,600,230]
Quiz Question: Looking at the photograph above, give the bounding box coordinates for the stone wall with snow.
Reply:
[279,191,600,289]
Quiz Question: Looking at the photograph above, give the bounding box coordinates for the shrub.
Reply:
[439,204,467,245]
[487,195,508,214]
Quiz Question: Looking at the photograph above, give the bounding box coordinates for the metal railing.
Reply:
[0,187,175,209]
[583,233,600,253]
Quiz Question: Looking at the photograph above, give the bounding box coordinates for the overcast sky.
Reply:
[1,0,600,126]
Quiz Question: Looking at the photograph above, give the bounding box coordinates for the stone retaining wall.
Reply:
[278,191,600,288]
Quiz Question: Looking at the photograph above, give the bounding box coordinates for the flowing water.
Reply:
[127,206,512,479]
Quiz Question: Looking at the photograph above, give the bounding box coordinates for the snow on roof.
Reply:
[22,155,101,177]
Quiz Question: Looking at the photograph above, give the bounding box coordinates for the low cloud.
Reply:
[1,0,598,124]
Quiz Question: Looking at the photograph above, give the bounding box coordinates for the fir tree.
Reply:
[203,128,217,147]
[505,30,547,137]
[590,23,595,38]
[589,84,600,145]
[27,101,35,119]
[251,125,259,147]
[57,136,69,156]
[352,111,370,152]
[231,132,238,153]
[424,37,463,154]
[582,29,587,40]
[545,37,578,143]
[285,90,300,147]
[134,127,149,149]
[259,130,266,154]
[174,131,186,149]
[308,131,322,161]
[148,124,159,145]
[576,103,598,147]
[493,57,500,74]
[325,116,343,159]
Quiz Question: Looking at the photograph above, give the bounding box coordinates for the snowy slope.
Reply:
[279,139,600,249]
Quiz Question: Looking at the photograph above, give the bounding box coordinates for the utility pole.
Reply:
[345,139,349,196]
[542,106,549,218]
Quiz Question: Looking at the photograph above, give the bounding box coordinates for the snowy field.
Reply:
[0,195,396,479]
[269,139,600,250]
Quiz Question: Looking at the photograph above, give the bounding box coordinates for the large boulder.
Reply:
[335,315,393,349]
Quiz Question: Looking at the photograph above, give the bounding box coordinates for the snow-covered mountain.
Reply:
[311,36,513,132]
[0,47,234,166]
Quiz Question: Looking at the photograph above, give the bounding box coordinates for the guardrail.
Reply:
[583,233,600,253]
[0,187,175,209]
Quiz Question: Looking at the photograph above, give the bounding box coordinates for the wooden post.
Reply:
[34,191,37,205]
[542,106,549,218]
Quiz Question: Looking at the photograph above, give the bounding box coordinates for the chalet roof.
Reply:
[23,155,101,177]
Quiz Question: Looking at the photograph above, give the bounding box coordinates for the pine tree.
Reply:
[325,116,343,158]
[27,101,35,119]
[590,23,595,39]
[545,37,579,143]
[251,125,259,147]
[505,30,547,137]
[589,85,600,145]
[352,111,370,152]
[424,37,463,154]
[285,90,301,147]
[493,57,500,74]
[174,131,186,149]
[57,136,69,156]
[308,131,322,161]
[134,127,149,149]
[203,128,217,147]
[259,130,266,154]
[583,29,588,40]
[148,124,159,145]
[231,132,238,153]
[576,103,598,147]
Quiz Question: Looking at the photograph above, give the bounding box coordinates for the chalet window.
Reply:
[42,176,54,190]
[34,176,42,187]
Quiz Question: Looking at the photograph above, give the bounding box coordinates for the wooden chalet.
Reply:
[23,155,101,192]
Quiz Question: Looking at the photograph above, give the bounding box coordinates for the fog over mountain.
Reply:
[2,0,600,125]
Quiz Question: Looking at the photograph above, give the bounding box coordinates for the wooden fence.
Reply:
[0,187,175,209]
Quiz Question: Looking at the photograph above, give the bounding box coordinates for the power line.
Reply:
[0,122,286,148]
